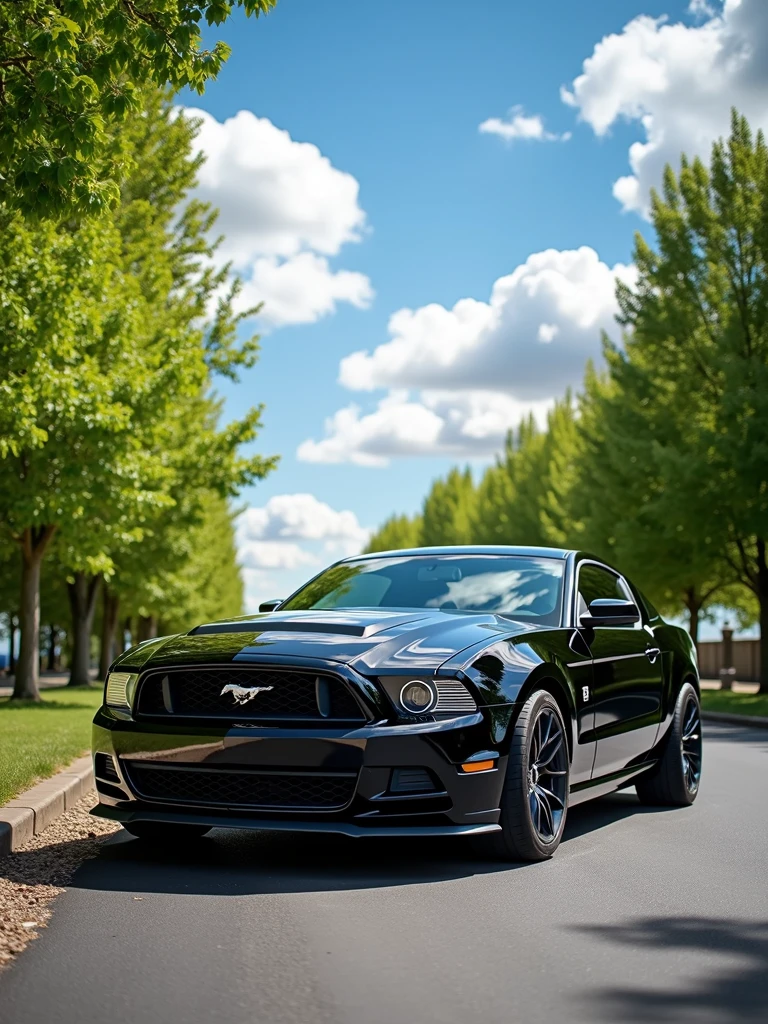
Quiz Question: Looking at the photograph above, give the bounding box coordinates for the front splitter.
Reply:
[91,803,501,838]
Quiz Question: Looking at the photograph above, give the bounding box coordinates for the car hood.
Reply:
[114,609,536,675]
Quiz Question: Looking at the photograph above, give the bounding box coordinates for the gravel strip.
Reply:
[0,792,120,970]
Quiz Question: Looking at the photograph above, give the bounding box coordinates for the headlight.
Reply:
[105,671,139,709]
[379,676,477,717]
[399,680,438,714]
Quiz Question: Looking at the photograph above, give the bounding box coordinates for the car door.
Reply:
[576,561,664,778]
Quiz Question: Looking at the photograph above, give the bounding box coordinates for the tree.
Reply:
[158,492,245,633]
[0,0,276,218]
[560,365,733,643]
[364,513,423,554]
[471,400,579,549]
[597,111,768,684]
[0,95,276,700]
[106,490,245,661]
[420,467,475,546]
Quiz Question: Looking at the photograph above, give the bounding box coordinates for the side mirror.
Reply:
[258,598,283,613]
[580,598,640,627]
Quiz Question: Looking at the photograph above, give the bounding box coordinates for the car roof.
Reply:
[343,545,572,562]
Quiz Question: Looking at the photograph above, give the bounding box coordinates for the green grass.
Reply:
[0,685,104,805]
[701,689,768,719]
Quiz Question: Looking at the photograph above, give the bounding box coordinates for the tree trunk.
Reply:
[13,526,56,700]
[98,587,120,681]
[67,573,101,687]
[683,586,701,648]
[758,539,768,695]
[137,614,157,643]
[46,624,58,671]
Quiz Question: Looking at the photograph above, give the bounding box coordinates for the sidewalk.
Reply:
[0,671,92,699]
[700,678,759,693]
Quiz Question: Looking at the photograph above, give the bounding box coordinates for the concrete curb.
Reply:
[0,755,94,858]
[703,711,768,729]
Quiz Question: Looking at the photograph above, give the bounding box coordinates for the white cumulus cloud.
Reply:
[338,247,634,401]
[240,493,370,548]
[479,106,571,142]
[298,391,554,466]
[185,106,373,327]
[299,247,633,465]
[236,253,374,327]
[236,496,372,610]
[239,541,318,571]
[238,493,371,573]
[561,0,768,215]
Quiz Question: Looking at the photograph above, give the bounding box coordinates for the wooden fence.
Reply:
[696,637,761,682]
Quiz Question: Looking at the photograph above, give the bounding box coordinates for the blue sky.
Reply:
[175,0,763,630]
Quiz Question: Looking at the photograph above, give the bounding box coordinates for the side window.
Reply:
[577,563,636,627]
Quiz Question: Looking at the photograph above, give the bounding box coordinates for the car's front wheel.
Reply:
[122,822,211,842]
[480,689,570,862]
[635,681,702,806]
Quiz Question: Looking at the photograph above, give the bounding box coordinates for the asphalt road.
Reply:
[2,722,767,1024]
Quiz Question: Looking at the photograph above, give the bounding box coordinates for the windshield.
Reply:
[281,555,565,625]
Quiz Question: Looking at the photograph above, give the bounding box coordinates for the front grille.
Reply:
[134,667,366,722]
[123,762,357,810]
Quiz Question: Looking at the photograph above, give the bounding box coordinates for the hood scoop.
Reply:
[189,613,421,639]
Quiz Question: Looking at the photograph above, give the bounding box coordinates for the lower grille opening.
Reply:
[96,781,127,802]
[94,753,121,784]
[389,767,438,794]
[124,762,357,811]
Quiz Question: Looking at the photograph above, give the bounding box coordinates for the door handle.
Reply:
[645,647,661,663]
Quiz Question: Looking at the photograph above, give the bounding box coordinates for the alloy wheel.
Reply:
[527,707,568,842]
[680,695,702,795]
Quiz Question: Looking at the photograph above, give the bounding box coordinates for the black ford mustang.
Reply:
[92,546,702,861]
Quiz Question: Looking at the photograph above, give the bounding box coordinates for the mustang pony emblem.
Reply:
[220,683,274,705]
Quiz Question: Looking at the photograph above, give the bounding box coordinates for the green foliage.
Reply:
[0,0,277,217]
[364,513,423,554]
[594,111,768,654]
[420,467,475,546]
[471,401,579,549]
[0,90,276,696]
[120,492,245,632]
[555,360,731,634]
[0,93,275,570]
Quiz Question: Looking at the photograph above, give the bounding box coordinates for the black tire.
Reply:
[122,822,211,842]
[478,689,570,862]
[636,682,702,806]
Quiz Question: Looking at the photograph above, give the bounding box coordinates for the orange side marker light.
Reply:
[460,759,496,773]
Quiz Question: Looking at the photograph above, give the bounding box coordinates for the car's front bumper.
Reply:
[91,705,509,837]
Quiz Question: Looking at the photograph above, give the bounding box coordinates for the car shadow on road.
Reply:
[569,915,768,1022]
[2,790,681,898]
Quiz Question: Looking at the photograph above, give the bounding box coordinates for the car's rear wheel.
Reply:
[479,689,570,862]
[636,681,702,806]
[122,822,211,842]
